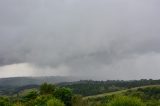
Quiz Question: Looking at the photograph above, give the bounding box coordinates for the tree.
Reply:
[23,90,38,102]
[40,83,56,95]
[54,87,73,106]
[0,97,10,106]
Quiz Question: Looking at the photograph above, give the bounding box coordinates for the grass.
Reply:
[83,85,160,99]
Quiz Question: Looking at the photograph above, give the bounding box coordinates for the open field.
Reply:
[84,85,160,99]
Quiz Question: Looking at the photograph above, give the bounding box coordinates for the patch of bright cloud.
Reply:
[0,63,69,78]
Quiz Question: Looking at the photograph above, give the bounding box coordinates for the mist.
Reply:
[0,0,160,80]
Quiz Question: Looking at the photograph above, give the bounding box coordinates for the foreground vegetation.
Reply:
[0,80,160,106]
[85,85,160,106]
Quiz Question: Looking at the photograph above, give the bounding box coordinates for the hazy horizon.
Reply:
[0,0,160,80]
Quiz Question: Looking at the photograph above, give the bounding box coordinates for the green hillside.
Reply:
[83,85,160,106]
[84,85,160,99]
[0,80,160,106]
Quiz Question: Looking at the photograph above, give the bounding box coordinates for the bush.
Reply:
[54,87,73,106]
[72,95,83,106]
[22,90,38,102]
[107,95,146,106]
[47,98,64,106]
[34,95,52,106]
[12,102,24,106]
[0,97,10,106]
[40,83,56,95]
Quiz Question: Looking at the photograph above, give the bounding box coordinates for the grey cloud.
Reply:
[0,0,160,79]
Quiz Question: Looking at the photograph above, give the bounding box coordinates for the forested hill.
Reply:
[0,78,160,96]
[60,79,160,96]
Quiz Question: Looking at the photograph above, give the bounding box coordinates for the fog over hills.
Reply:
[0,76,80,87]
[0,0,160,80]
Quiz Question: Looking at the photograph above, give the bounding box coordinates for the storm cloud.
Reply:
[0,0,160,80]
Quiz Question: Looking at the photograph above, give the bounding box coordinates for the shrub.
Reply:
[34,95,52,106]
[107,95,146,106]
[47,98,64,106]
[12,102,24,106]
[22,90,38,102]
[71,95,83,106]
[54,87,73,106]
[40,83,56,95]
[0,97,10,106]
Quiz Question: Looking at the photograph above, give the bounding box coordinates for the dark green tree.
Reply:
[22,90,38,102]
[54,87,73,106]
[40,83,56,95]
[0,97,10,106]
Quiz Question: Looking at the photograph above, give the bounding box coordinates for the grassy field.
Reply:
[83,84,160,99]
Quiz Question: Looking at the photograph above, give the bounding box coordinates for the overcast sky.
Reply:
[0,0,160,80]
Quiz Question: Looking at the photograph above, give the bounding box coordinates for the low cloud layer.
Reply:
[0,0,160,80]
[0,63,69,78]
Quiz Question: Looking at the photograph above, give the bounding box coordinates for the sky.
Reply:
[0,0,160,80]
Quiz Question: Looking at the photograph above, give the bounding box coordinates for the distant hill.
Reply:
[0,76,80,87]
[0,76,80,96]
[60,79,160,96]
